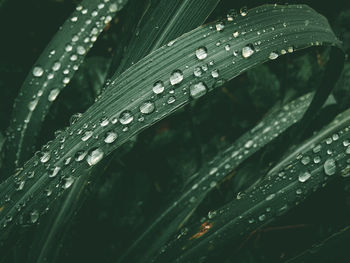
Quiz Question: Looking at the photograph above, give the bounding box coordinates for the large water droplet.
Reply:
[87,148,104,166]
[63,176,75,189]
[119,110,134,125]
[170,70,183,85]
[324,158,336,175]
[33,66,44,77]
[195,46,208,60]
[139,101,155,114]
[190,82,207,99]
[242,44,255,58]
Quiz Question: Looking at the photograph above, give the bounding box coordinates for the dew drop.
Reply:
[170,70,183,85]
[99,116,109,127]
[269,51,279,60]
[30,210,39,223]
[215,22,224,31]
[242,44,255,58]
[190,82,207,99]
[75,150,87,162]
[87,148,104,166]
[40,151,51,163]
[33,66,44,77]
[195,46,208,60]
[81,130,93,141]
[211,69,219,78]
[153,81,165,94]
[104,130,118,144]
[52,61,61,71]
[299,172,311,182]
[77,46,86,55]
[63,176,75,189]
[119,110,134,125]
[324,158,336,175]
[167,96,176,104]
[140,101,155,114]
[109,3,118,12]
[48,89,60,102]
[240,6,248,16]
[233,31,239,38]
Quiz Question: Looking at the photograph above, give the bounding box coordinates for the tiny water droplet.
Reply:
[81,130,93,141]
[240,6,248,16]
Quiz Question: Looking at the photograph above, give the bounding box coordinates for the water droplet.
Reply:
[193,67,202,77]
[49,166,61,178]
[258,214,266,221]
[119,111,133,125]
[208,211,217,219]
[301,156,310,165]
[190,82,207,99]
[33,66,43,77]
[63,176,75,189]
[244,140,253,148]
[265,193,275,201]
[99,117,109,127]
[104,131,118,144]
[240,6,248,16]
[81,130,93,141]
[77,46,86,55]
[153,81,165,94]
[30,210,39,223]
[211,69,219,78]
[109,3,118,12]
[65,44,73,52]
[299,172,311,182]
[224,44,230,51]
[296,189,302,195]
[140,101,155,114]
[87,148,104,166]
[313,145,321,153]
[233,31,239,38]
[40,152,51,163]
[70,113,82,125]
[167,96,176,104]
[195,46,208,60]
[52,61,61,71]
[170,70,183,85]
[242,44,255,58]
[28,99,38,111]
[215,22,224,31]
[324,158,336,175]
[48,89,60,102]
[269,51,278,60]
[75,150,87,162]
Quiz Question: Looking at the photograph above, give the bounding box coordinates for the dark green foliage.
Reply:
[0,0,349,263]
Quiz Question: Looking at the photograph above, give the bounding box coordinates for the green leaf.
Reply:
[118,92,314,262]
[155,108,350,262]
[3,0,129,175]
